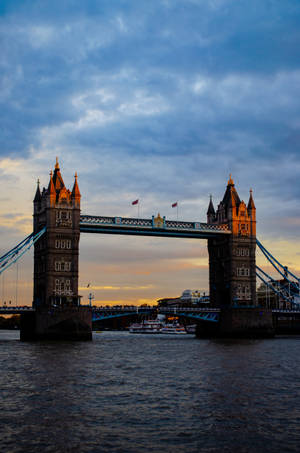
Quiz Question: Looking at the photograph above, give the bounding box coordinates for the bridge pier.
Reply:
[196,307,274,338]
[20,307,92,341]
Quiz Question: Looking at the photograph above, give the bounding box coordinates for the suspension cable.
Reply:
[0,228,46,276]
[256,239,299,292]
[257,239,300,282]
[256,265,298,305]
[0,233,33,263]
[16,261,19,306]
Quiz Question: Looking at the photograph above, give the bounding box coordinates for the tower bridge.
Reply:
[2,158,289,339]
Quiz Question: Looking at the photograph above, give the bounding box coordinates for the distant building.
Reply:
[180,289,209,304]
[157,297,182,307]
[157,290,210,307]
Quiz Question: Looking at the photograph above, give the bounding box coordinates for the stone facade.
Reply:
[20,307,92,341]
[33,158,81,308]
[196,308,274,338]
[207,176,257,307]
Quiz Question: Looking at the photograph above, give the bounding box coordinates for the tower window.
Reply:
[55,261,71,272]
[237,267,250,277]
[236,248,250,257]
[55,239,72,249]
[56,210,72,226]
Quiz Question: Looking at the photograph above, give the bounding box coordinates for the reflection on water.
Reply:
[1,330,300,452]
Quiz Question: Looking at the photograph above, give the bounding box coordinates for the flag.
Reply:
[132,199,139,205]
[172,202,178,208]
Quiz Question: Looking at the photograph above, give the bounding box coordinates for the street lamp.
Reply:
[88,293,94,307]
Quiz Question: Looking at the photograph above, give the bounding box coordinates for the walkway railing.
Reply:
[80,215,231,237]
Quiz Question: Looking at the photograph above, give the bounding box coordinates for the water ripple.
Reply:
[1,331,300,452]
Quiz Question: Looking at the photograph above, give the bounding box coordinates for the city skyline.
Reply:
[1,0,300,305]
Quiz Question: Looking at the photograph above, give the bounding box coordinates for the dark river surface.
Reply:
[1,330,300,453]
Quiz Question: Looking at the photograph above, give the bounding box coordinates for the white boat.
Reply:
[129,318,187,334]
[160,323,187,335]
[129,319,162,334]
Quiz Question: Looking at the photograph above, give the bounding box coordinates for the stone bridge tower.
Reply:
[20,158,92,341]
[33,158,81,308]
[207,175,256,307]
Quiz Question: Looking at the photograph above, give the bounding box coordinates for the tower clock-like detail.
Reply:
[207,175,256,307]
[33,158,81,307]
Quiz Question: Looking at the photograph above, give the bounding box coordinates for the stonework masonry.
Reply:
[207,176,257,307]
[33,158,81,308]
[21,158,92,341]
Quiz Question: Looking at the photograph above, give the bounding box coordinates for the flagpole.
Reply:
[132,199,139,218]
[171,202,179,220]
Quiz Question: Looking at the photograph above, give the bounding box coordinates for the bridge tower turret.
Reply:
[33,158,81,308]
[207,175,257,307]
[207,195,216,224]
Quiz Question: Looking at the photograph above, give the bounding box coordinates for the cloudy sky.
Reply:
[1,0,300,306]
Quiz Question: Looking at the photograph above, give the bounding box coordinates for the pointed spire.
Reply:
[48,170,56,196]
[72,172,81,199]
[53,157,65,190]
[33,178,41,202]
[221,173,240,217]
[228,189,237,209]
[247,188,256,211]
[55,156,59,170]
[207,194,215,215]
[228,173,234,186]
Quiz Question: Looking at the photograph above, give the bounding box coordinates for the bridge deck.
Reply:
[2,306,299,316]
[0,307,35,315]
[80,215,231,239]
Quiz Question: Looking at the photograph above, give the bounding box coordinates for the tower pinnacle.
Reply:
[72,171,81,200]
[228,174,234,186]
[247,188,256,211]
[55,157,59,170]
[33,178,41,203]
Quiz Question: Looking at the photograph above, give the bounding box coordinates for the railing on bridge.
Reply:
[90,305,221,323]
[0,306,35,315]
[79,215,231,238]
[158,307,220,313]
[2,303,300,323]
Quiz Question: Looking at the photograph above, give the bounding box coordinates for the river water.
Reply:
[1,330,300,453]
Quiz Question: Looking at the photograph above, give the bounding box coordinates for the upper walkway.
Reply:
[79,215,231,239]
[0,306,35,315]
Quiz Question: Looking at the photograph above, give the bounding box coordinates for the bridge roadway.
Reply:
[79,215,231,239]
[2,306,300,316]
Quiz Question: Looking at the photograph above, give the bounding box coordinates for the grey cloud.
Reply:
[1,0,300,244]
